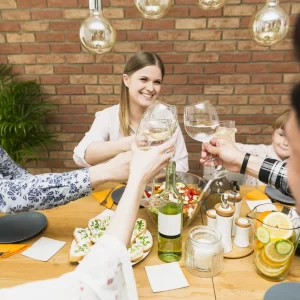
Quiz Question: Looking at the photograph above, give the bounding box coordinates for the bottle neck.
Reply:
[165,161,177,191]
[266,0,278,7]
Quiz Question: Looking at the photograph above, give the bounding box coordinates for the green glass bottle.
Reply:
[158,161,183,263]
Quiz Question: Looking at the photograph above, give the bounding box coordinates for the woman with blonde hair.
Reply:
[73,51,188,172]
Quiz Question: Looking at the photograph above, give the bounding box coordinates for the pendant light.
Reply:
[249,0,289,46]
[79,0,116,54]
[134,0,172,19]
[196,0,226,10]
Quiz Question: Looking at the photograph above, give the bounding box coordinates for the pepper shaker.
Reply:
[206,209,217,229]
[233,217,250,248]
[215,193,236,254]
[226,189,242,237]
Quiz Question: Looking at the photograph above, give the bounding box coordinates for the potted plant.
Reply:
[0,64,54,164]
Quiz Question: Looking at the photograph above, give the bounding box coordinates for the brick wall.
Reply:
[0,0,299,176]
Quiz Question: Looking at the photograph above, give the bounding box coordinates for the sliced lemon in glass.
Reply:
[264,241,294,263]
[263,212,293,239]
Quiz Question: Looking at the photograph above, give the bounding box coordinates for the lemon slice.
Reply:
[264,241,294,263]
[255,250,288,278]
[263,212,293,239]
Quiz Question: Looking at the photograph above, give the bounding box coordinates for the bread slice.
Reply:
[88,216,111,233]
[73,228,92,246]
[90,230,105,244]
[133,218,147,238]
[128,244,144,262]
[69,240,91,263]
[135,233,153,252]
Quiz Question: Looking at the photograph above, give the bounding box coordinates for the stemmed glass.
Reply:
[135,119,172,207]
[184,100,227,180]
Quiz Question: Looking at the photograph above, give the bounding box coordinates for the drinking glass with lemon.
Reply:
[247,203,300,281]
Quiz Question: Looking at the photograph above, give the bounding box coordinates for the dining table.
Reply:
[0,184,300,299]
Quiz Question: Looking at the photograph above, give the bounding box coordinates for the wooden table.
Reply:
[1,185,300,299]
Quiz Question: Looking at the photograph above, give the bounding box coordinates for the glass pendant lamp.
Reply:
[196,0,226,10]
[249,0,289,46]
[134,0,172,19]
[79,0,116,54]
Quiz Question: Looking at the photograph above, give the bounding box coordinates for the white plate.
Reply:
[131,230,153,266]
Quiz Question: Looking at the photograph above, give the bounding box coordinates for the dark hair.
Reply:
[292,15,300,125]
[119,51,165,136]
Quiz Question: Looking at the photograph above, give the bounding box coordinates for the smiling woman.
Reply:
[73,51,189,173]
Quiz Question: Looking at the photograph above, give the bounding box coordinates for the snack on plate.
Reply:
[74,228,92,246]
[70,215,152,263]
[69,240,91,263]
[135,232,153,252]
[128,244,144,262]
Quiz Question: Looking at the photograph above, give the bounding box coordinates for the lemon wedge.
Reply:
[264,241,294,263]
[263,212,293,239]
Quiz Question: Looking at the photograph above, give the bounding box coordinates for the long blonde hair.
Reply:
[119,51,165,136]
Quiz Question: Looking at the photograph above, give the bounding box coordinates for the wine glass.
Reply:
[135,119,172,207]
[184,101,227,180]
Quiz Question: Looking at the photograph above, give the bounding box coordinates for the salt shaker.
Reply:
[206,209,217,229]
[226,190,242,237]
[233,217,250,248]
[215,193,236,254]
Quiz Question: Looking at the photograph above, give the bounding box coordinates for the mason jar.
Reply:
[185,226,224,277]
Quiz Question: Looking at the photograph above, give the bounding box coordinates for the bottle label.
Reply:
[158,212,181,238]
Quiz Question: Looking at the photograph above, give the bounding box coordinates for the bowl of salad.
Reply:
[146,172,211,228]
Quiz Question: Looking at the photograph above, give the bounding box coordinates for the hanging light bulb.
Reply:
[134,0,171,20]
[79,0,116,54]
[196,0,226,10]
[249,0,289,47]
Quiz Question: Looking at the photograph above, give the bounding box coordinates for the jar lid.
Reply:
[225,190,242,202]
[206,209,216,219]
[235,217,250,228]
[215,203,236,217]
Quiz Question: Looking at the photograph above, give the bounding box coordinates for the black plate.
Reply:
[111,186,151,205]
[0,212,47,243]
[265,186,295,205]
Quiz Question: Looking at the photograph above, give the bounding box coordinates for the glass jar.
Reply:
[185,226,224,277]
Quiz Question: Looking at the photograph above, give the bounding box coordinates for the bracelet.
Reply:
[240,153,251,174]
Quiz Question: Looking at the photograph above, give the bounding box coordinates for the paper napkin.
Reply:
[22,237,66,261]
[145,262,189,293]
[92,184,125,209]
[246,200,277,212]
[95,208,115,219]
[245,189,269,200]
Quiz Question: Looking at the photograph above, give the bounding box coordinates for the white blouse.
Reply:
[73,105,189,173]
[0,235,138,300]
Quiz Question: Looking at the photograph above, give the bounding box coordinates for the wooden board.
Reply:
[224,238,253,259]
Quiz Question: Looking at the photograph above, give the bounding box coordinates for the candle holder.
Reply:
[185,226,224,277]
[134,0,171,19]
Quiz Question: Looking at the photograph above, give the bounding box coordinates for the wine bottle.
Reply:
[158,161,183,263]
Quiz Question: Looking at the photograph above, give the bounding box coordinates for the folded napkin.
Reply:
[92,184,125,209]
[245,187,269,200]
[0,244,31,260]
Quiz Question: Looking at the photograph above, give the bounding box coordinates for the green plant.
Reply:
[0,64,55,164]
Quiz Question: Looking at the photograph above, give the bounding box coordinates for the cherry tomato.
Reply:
[183,187,190,193]
[144,190,151,198]
[190,189,199,196]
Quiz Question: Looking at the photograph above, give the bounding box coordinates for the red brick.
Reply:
[233,105,264,114]
[51,44,80,53]
[220,75,250,84]
[124,7,141,18]
[173,85,203,95]
[99,95,120,105]
[235,85,265,94]
[268,63,299,73]
[2,11,30,20]
[236,64,267,73]
[36,32,65,42]
[54,66,82,74]
[96,53,125,63]
[127,31,157,41]
[142,42,173,52]
[266,84,293,94]
[215,105,233,114]
[189,75,219,85]
[285,51,296,61]
[59,105,86,114]
[247,115,277,124]
[168,6,189,17]
[73,115,95,123]
[237,125,263,135]
[61,124,89,133]
[46,115,73,123]
[222,29,250,40]
[252,52,284,62]
[249,95,280,104]
[189,7,222,17]
[205,64,235,74]
[0,22,20,31]
[0,44,21,54]
[174,42,204,52]
[220,53,251,63]
[159,31,189,41]
[251,74,282,84]
[10,66,25,74]
[218,96,248,104]
[84,65,113,74]
[57,86,84,95]
[18,0,46,7]
[163,75,187,85]
[159,54,187,63]
[174,65,203,74]
[110,0,132,6]
[37,160,65,168]
[47,95,70,104]
[31,10,62,19]
[188,53,218,63]
[204,85,233,94]
[159,95,186,105]
[264,105,290,114]
[190,30,221,41]
[143,20,174,30]
[37,54,65,64]
[22,44,50,53]
[112,42,141,53]
[40,75,69,85]
[50,21,80,31]
[85,85,113,94]
[48,0,77,7]
[116,31,127,41]
[71,95,99,104]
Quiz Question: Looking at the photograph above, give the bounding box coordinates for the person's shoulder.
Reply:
[95,104,119,117]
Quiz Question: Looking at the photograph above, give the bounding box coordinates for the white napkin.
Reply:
[22,237,66,261]
[246,199,277,212]
[145,262,189,293]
